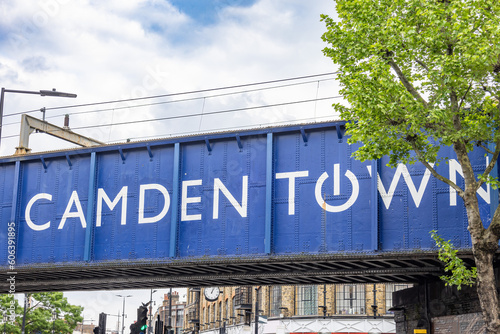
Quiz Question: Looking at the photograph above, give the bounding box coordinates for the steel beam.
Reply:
[15,114,103,155]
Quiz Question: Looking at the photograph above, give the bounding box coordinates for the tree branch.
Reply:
[458,82,472,111]
[476,138,500,190]
[486,200,500,240]
[415,58,430,72]
[450,91,463,132]
[412,144,465,196]
[386,57,429,107]
[493,53,500,74]
[478,143,495,155]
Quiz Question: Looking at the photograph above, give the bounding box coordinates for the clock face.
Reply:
[204,287,220,301]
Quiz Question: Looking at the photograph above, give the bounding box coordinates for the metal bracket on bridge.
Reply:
[205,138,212,154]
[300,128,308,146]
[146,144,153,161]
[118,147,126,163]
[65,153,73,169]
[40,157,48,172]
[336,125,343,142]
[15,114,104,155]
[235,134,243,151]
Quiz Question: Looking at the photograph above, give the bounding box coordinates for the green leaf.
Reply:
[430,230,477,290]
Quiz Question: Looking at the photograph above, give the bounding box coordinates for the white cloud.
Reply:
[1,0,340,325]
[1,0,339,155]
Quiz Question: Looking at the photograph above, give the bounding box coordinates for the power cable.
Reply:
[4,72,338,118]
[68,96,341,131]
[0,95,342,141]
[44,77,336,121]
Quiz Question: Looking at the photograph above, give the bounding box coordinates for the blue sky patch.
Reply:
[169,0,257,25]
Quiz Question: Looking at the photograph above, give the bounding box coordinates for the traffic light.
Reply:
[137,305,148,334]
[93,327,99,334]
[130,323,139,334]
[98,313,107,334]
[154,315,163,334]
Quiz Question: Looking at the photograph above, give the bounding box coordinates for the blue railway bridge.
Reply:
[0,121,497,292]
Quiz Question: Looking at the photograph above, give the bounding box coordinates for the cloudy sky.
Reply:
[0,0,340,157]
[1,0,340,330]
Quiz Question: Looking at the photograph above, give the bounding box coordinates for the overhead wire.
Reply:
[0,95,342,141]
[67,96,341,131]
[0,72,342,143]
[48,77,336,120]
[3,72,338,118]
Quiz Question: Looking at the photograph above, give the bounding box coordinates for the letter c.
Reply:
[25,193,52,231]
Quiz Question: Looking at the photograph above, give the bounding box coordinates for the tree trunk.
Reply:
[455,143,500,333]
[473,247,500,334]
[465,192,500,333]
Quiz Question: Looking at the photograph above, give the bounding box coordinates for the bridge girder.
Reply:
[1,251,484,293]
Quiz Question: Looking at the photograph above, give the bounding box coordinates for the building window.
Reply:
[218,301,222,324]
[335,284,365,315]
[176,309,184,329]
[225,299,229,321]
[385,283,412,313]
[297,285,317,315]
[257,288,263,314]
[270,286,282,317]
[232,296,236,322]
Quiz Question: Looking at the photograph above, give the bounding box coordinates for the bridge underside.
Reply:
[1,251,483,293]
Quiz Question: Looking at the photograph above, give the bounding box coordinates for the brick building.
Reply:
[184,284,411,334]
[73,322,98,334]
[153,291,186,334]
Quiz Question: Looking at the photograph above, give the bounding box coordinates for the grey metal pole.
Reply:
[21,293,27,334]
[0,88,76,150]
[52,311,56,334]
[372,284,377,318]
[254,288,259,334]
[149,289,153,334]
[122,297,126,334]
[168,288,172,334]
[149,289,157,334]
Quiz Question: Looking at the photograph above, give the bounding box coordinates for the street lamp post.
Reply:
[2,310,7,334]
[168,288,172,334]
[52,311,57,334]
[21,293,28,334]
[116,294,132,334]
[149,289,157,334]
[0,87,77,148]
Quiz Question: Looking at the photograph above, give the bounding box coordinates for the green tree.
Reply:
[0,295,22,334]
[321,0,500,332]
[0,292,83,334]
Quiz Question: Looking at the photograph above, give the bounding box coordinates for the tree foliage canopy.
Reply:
[0,292,83,334]
[322,0,500,169]
[322,1,500,332]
